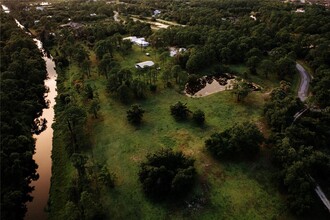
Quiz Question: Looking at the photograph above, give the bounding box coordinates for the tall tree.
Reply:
[258,59,275,78]
[231,79,251,102]
[61,105,87,154]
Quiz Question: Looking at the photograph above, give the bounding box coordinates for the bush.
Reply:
[149,84,157,92]
[205,122,264,159]
[138,149,196,199]
[127,104,145,125]
[98,165,115,189]
[170,101,190,121]
[192,110,205,125]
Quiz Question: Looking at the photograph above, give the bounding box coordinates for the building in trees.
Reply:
[135,61,155,69]
[123,36,149,47]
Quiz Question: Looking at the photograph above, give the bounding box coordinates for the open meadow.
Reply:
[50,44,294,219]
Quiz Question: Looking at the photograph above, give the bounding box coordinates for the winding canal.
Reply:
[2,5,58,219]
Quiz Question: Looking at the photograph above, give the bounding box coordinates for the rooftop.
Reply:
[135,61,155,69]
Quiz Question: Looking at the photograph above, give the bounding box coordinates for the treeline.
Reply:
[264,82,330,215]
[11,0,152,47]
[49,62,114,219]
[0,12,48,220]
[11,0,329,108]
[147,1,330,106]
[48,25,117,220]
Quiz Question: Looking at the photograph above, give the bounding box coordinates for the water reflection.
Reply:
[8,12,57,220]
[25,53,57,220]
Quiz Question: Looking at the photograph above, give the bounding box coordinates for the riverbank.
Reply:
[25,48,58,220]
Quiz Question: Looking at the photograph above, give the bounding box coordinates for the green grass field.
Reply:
[85,65,291,219]
[50,45,295,219]
[87,81,292,219]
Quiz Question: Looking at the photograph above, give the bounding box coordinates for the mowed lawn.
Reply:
[86,75,291,219]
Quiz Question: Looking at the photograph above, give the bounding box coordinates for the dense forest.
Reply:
[0,12,48,220]
[1,0,330,219]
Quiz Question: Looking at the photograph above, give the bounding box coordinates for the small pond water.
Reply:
[185,74,235,97]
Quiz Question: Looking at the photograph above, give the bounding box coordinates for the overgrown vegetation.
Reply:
[205,122,264,160]
[264,82,330,215]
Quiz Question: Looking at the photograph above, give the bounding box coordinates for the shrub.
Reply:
[192,110,205,125]
[127,104,145,125]
[170,101,190,121]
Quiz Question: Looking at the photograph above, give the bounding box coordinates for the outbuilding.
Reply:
[123,36,149,47]
[135,61,155,69]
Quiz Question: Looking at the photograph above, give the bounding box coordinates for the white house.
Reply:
[123,36,149,47]
[153,10,161,16]
[135,61,154,69]
[295,8,305,13]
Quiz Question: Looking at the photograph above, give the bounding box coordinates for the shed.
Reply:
[135,61,155,69]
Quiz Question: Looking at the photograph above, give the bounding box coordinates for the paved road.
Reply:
[296,63,311,102]
[295,65,330,213]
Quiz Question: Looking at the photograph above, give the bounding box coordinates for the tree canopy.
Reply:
[205,122,264,159]
[138,149,196,199]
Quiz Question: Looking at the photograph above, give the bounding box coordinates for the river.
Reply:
[2,5,58,220]
[25,42,57,220]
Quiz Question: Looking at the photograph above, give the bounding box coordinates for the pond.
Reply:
[185,73,236,97]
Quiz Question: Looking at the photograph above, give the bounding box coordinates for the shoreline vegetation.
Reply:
[1,0,330,219]
[0,12,48,219]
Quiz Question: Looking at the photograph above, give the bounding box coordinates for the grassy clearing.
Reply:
[115,45,156,69]
[87,73,291,218]
[50,45,293,219]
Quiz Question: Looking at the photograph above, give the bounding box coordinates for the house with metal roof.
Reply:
[135,61,155,69]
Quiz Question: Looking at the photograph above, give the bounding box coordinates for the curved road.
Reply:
[296,63,311,102]
[295,64,330,213]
